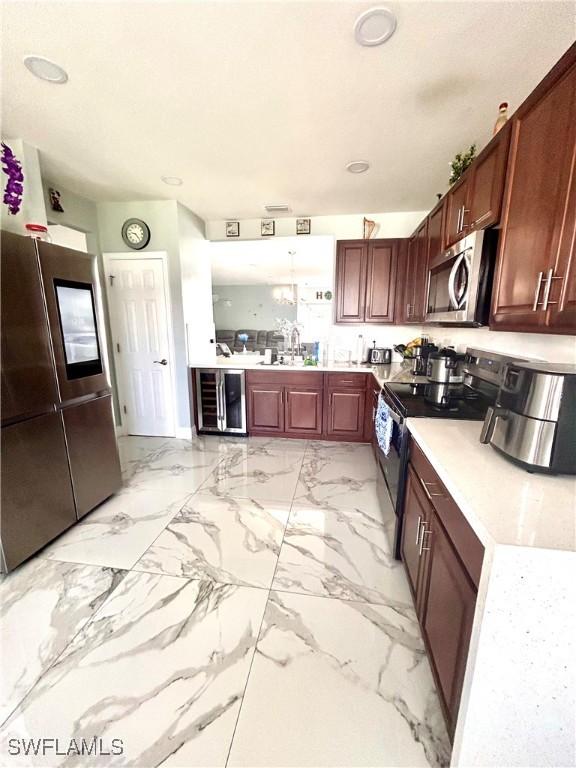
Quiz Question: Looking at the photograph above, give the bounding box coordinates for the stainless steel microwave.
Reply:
[425,229,496,325]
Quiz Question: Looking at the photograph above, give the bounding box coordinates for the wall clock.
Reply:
[122,218,151,250]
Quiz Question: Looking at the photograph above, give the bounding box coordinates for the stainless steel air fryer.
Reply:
[480,361,576,474]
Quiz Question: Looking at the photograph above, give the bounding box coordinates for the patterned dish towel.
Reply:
[375,392,393,456]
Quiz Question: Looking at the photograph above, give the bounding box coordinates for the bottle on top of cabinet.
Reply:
[493,102,509,134]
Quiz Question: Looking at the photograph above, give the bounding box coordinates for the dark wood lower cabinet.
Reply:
[246,370,370,441]
[324,389,366,440]
[285,388,323,435]
[248,384,284,433]
[420,512,477,734]
[402,437,484,739]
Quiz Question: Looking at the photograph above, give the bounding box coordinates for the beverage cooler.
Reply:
[195,369,247,435]
[1,232,122,571]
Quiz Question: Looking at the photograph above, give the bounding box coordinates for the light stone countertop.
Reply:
[190,357,426,385]
[406,417,576,553]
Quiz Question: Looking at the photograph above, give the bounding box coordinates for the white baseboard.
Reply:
[175,426,193,439]
[115,424,127,437]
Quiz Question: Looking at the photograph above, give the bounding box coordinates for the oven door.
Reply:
[375,390,406,511]
[425,230,484,324]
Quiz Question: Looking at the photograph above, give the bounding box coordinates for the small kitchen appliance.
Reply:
[427,348,464,384]
[480,361,576,474]
[368,342,392,364]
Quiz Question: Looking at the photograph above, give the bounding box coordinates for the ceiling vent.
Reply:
[264,204,291,213]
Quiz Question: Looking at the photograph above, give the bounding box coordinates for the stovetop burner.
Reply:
[384,381,492,420]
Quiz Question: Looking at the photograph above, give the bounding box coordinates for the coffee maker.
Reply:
[480,361,576,474]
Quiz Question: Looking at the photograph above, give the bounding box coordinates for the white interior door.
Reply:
[104,256,175,437]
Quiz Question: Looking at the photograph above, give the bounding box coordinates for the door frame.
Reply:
[103,251,177,438]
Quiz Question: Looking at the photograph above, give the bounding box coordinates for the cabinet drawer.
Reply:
[246,369,324,387]
[409,439,484,588]
[326,372,368,389]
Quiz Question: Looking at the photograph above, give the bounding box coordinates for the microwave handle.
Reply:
[448,253,464,310]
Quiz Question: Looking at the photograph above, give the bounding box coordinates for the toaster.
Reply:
[368,347,392,364]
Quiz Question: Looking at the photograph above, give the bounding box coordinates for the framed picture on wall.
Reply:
[226,221,240,237]
[261,219,275,236]
[296,218,311,235]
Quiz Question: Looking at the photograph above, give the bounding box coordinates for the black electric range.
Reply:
[383,381,492,421]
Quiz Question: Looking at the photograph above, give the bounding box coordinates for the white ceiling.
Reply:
[2,2,574,221]
[210,235,334,285]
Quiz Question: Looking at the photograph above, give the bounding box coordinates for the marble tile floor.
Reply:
[0,434,451,767]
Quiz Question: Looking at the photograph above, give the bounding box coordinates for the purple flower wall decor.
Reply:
[1,142,24,216]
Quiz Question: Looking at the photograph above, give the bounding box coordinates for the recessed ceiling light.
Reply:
[346,160,370,174]
[161,176,183,186]
[23,55,68,83]
[354,7,397,47]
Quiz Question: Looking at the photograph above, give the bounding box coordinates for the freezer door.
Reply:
[1,412,77,572]
[62,394,122,519]
[0,232,58,422]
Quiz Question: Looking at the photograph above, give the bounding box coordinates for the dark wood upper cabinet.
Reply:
[335,240,367,323]
[403,220,429,323]
[427,198,445,266]
[365,241,398,323]
[491,47,576,334]
[444,175,470,248]
[285,388,323,435]
[420,511,477,737]
[335,239,398,324]
[467,122,511,231]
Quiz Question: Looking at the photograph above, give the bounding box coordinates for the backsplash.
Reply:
[319,324,575,364]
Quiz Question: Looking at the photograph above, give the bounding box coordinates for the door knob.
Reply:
[153,359,168,366]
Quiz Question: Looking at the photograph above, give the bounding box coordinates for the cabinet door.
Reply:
[421,511,477,736]
[335,241,368,323]
[427,199,445,264]
[364,240,397,323]
[548,141,576,331]
[325,389,366,440]
[412,219,430,323]
[247,385,284,433]
[285,388,323,435]
[401,464,432,611]
[491,57,576,331]
[0,232,58,423]
[402,232,418,323]
[1,412,77,571]
[468,123,510,230]
[444,176,470,247]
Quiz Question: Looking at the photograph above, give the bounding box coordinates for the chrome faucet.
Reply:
[290,327,301,362]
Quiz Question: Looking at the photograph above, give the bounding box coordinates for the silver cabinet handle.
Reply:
[153,359,168,365]
[532,271,545,311]
[542,267,563,310]
[419,528,432,555]
[456,206,462,234]
[415,515,422,545]
[422,480,446,498]
[461,208,470,231]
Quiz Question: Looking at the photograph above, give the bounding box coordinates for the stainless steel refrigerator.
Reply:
[1,231,121,571]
